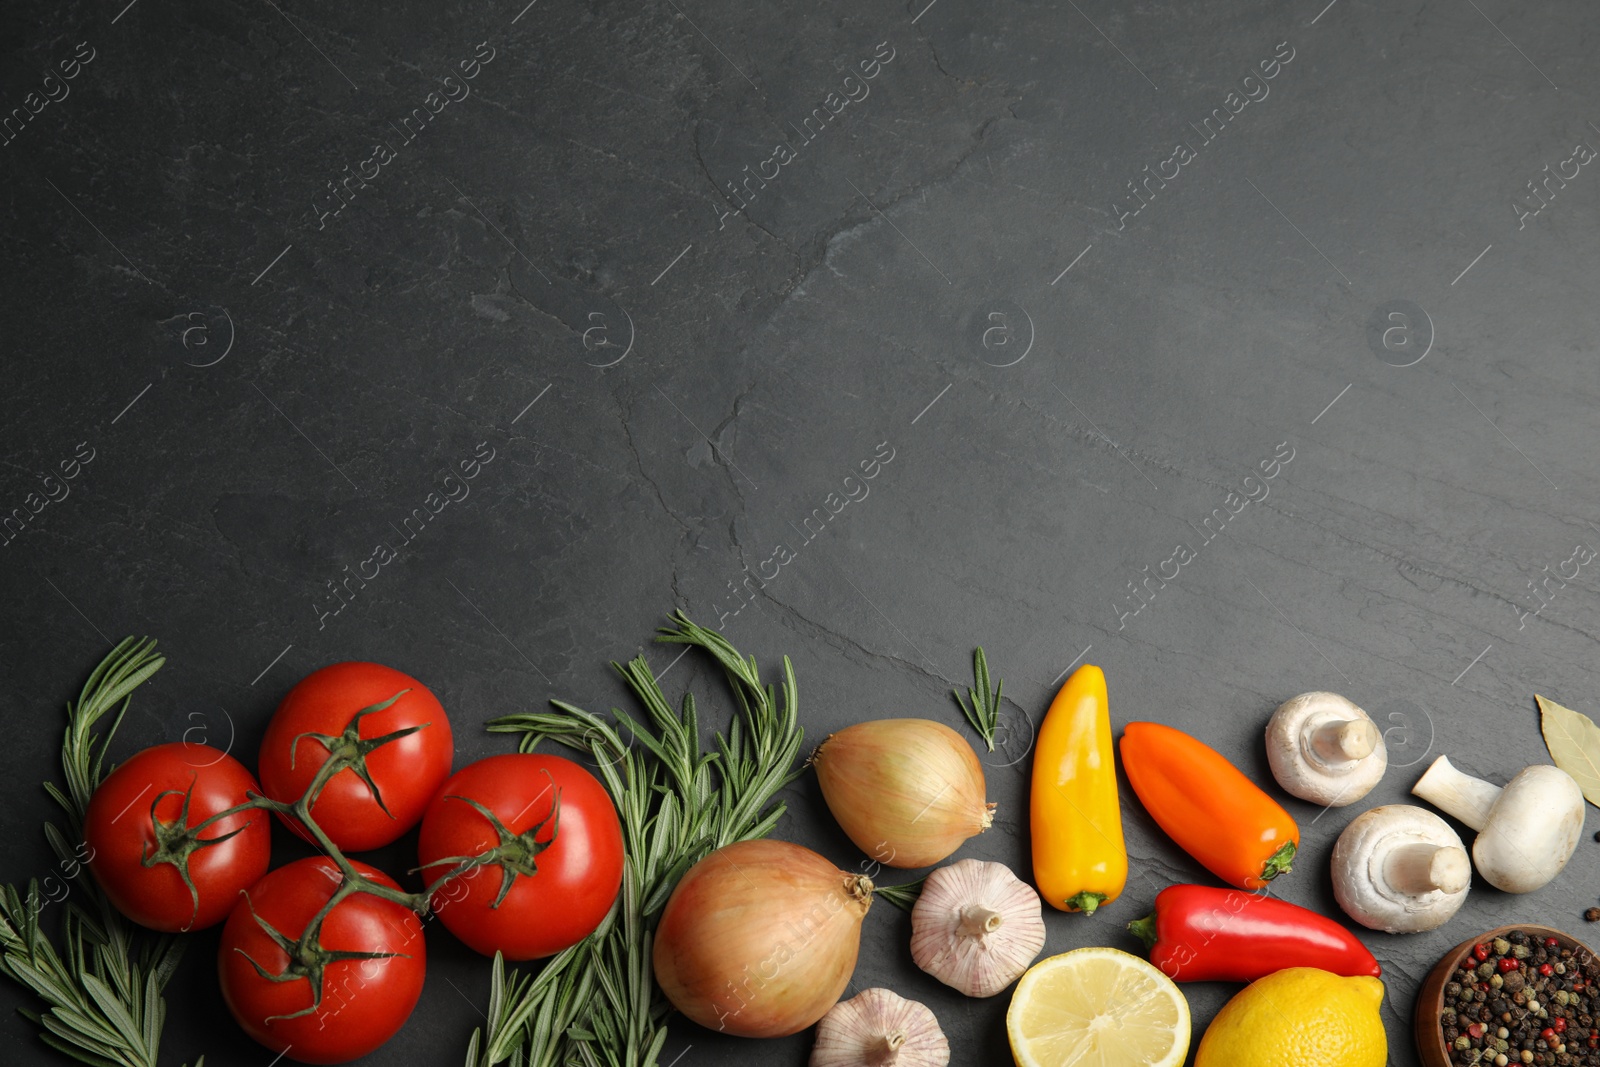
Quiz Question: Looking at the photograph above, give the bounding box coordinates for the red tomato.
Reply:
[218,857,425,1064]
[259,663,452,852]
[416,754,623,960]
[84,743,270,932]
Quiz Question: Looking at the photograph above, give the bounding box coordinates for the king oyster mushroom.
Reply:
[1411,755,1584,894]
[910,858,1045,998]
[1265,691,1387,807]
[810,988,949,1067]
[1331,804,1470,933]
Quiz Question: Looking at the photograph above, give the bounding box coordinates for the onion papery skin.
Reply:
[813,718,994,869]
[652,839,873,1038]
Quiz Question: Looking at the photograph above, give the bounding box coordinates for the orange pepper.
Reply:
[1120,721,1299,890]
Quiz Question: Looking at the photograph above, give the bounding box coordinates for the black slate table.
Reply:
[4,1,1599,1064]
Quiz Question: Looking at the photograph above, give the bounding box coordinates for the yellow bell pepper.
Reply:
[1030,663,1127,913]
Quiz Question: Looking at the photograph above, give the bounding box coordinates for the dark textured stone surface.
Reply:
[3,0,1600,1063]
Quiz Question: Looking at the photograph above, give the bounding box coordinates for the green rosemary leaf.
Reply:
[873,876,928,913]
[35,1027,120,1067]
[79,975,143,1053]
[139,970,160,1065]
[953,646,1002,751]
[39,1003,120,1049]
[58,639,165,829]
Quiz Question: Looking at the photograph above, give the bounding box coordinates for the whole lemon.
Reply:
[1195,967,1386,1067]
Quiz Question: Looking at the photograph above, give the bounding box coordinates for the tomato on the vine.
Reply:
[258,662,452,852]
[83,742,270,932]
[218,857,425,1065]
[416,753,623,960]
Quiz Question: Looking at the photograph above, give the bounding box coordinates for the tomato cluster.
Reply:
[81,662,624,1064]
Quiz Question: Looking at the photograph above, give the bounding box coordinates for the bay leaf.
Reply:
[1538,693,1600,808]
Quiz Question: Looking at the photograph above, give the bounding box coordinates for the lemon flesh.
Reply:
[1007,947,1191,1067]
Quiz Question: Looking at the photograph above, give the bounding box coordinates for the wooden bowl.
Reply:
[1414,923,1595,1067]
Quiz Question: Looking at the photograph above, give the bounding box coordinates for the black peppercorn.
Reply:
[1442,929,1600,1067]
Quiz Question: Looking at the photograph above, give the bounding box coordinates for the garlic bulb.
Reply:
[910,858,1045,997]
[810,988,949,1067]
[813,718,995,869]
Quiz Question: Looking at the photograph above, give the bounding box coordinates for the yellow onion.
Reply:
[813,718,995,869]
[652,838,873,1038]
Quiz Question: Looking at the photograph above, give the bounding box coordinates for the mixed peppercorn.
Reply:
[1441,931,1600,1066]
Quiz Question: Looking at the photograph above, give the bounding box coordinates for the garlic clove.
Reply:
[810,988,949,1067]
[910,858,1046,998]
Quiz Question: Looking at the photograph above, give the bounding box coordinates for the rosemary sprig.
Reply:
[0,638,202,1067]
[872,876,927,914]
[953,646,1002,751]
[476,611,805,1067]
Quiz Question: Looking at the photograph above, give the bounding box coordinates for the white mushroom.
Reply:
[1411,755,1585,894]
[810,988,949,1067]
[1330,804,1470,933]
[1265,691,1387,807]
[909,859,1045,998]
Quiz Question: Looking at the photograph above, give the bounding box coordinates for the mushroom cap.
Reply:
[1331,804,1469,933]
[910,858,1045,998]
[1265,691,1387,806]
[1473,764,1584,893]
[810,988,950,1067]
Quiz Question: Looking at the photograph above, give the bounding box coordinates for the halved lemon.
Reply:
[1007,946,1191,1067]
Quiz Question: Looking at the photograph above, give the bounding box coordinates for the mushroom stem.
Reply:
[958,905,1004,939]
[1412,755,1501,831]
[1381,841,1471,895]
[1309,719,1380,763]
[865,1030,906,1066]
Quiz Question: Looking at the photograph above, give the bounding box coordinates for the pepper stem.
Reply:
[1064,890,1108,915]
[1258,841,1297,882]
[1126,913,1159,949]
[959,905,1003,938]
[866,1030,906,1066]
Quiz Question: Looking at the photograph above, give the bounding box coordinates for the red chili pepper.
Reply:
[1127,884,1381,982]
